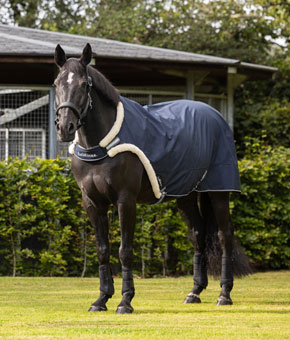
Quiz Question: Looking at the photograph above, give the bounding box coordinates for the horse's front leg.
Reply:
[209,192,234,305]
[116,196,136,314]
[82,194,114,312]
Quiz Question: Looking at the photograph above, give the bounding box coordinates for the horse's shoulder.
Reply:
[71,153,144,203]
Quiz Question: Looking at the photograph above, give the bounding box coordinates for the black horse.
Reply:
[54,43,251,314]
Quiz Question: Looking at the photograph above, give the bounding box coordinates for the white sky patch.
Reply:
[67,72,74,84]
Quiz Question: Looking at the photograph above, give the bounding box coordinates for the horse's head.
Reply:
[54,44,92,142]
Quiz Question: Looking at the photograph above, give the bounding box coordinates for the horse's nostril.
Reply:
[68,122,75,134]
[56,123,60,131]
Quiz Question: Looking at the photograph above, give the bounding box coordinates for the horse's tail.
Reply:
[200,192,253,278]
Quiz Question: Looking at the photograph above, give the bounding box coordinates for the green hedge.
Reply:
[232,141,290,269]
[0,159,88,276]
[0,144,289,276]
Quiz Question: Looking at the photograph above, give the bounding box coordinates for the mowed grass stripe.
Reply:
[0,271,289,340]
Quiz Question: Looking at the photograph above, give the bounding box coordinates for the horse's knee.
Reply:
[218,229,233,253]
[98,245,110,264]
[119,246,133,267]
[188,229,196,245]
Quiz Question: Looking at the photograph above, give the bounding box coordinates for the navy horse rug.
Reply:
[71,97,240,202]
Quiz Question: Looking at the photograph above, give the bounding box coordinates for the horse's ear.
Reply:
[55,44,67,68]
[80,43,92,66]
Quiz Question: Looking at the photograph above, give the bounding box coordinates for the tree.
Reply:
[82,0,289,64]
[0,0,40,27]
[0,0,89,33]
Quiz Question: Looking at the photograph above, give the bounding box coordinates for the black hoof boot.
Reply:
[116,304,134,314]
[184,292,201,304]
[216,296,233,306]
[88,293,111,312]
[88,304,107,312]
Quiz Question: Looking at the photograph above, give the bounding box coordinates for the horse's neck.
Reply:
[77,93,117,148]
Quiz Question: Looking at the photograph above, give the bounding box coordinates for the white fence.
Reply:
[0,89,49,160]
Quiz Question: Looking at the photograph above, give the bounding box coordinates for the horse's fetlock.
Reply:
[193,285,204,295]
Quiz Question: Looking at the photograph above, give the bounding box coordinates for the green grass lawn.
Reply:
[0,271,289,340]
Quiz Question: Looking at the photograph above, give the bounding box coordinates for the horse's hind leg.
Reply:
[208,192,234,305]
[177,193,208,303]
[82,194,114,312]
[116,197,136,314]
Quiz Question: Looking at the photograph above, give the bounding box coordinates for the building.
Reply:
[0,24,277,160]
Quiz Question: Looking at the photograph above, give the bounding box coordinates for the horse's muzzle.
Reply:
[58,133,75,143]
[56,121,77,142]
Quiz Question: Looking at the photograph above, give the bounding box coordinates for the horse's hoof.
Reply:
[88,304,107,312]
[216,296,233,306]
[116,305,134,314]
[184,292,201,304]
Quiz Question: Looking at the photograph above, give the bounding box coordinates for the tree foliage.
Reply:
[0,0,88,31]
[84,0,289,64]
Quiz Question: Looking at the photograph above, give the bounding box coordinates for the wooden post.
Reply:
[227,67,237,131]
[186,71,195,100]
[148,93,152,105]
[49,87,57,158]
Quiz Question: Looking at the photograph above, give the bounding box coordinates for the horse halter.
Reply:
[54,71,93,129]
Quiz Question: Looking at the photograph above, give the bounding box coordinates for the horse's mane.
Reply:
[88,65,120,108]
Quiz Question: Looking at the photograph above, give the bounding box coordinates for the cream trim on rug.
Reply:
[99,101,124,148]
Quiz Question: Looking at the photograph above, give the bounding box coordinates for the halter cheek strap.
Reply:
[55,75,93,129]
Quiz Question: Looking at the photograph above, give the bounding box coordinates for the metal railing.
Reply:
[0,87,227,160]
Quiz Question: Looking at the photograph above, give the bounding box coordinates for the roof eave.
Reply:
[239,62,278,73]
[0,53,278,74]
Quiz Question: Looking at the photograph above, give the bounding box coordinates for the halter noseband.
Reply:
[55,72,93,129]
